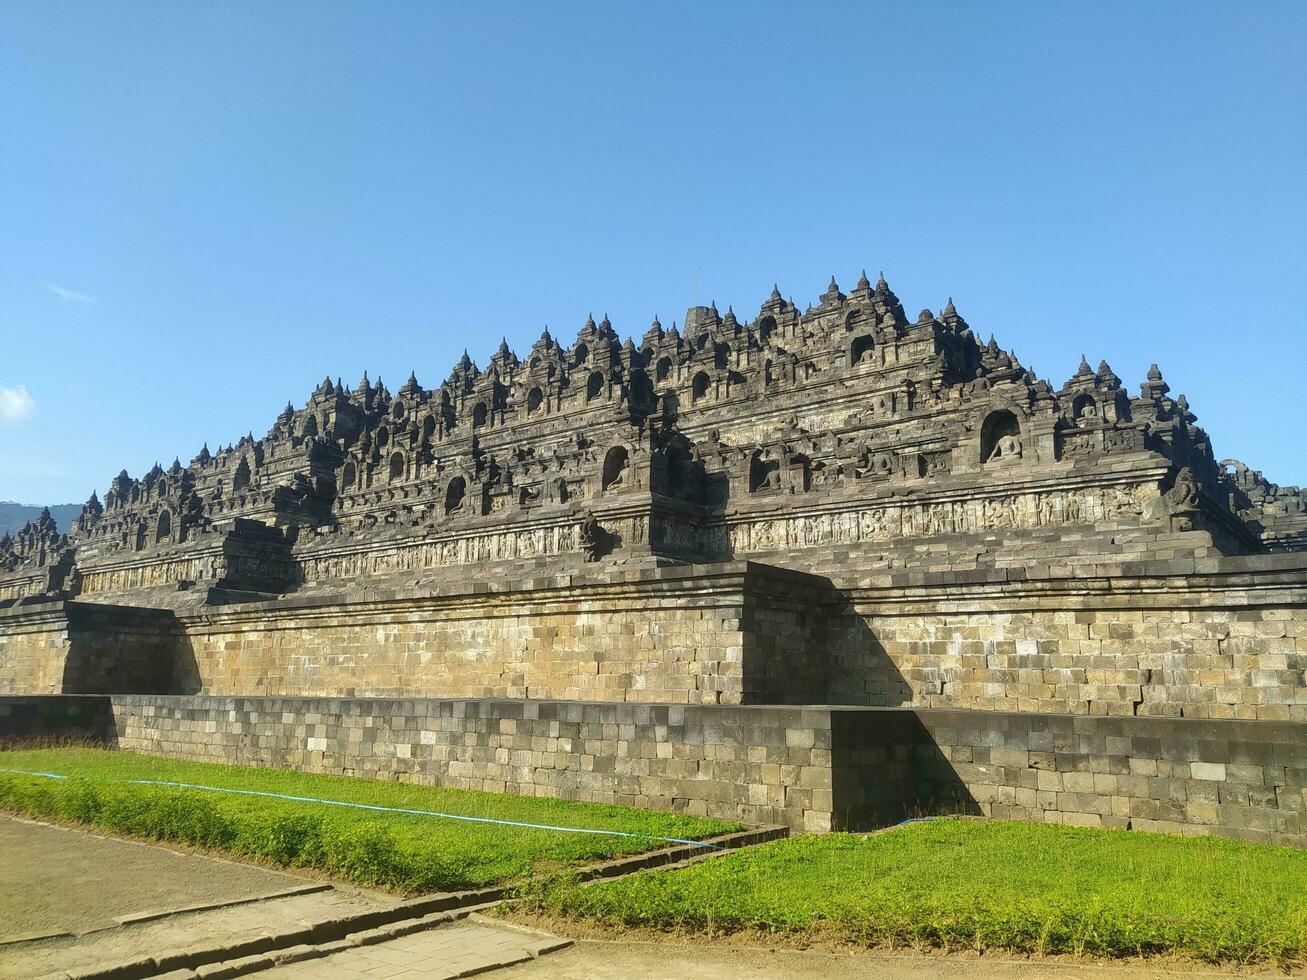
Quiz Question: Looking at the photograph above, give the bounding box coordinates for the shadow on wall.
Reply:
[59,603,200,696]
[826,592,914,707]
[831,709,981,830]
[744,574,915,708]
[169,633,202,695]
[0,694,120,748]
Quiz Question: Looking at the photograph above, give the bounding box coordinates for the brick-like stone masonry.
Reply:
[833,707,1307,846]
[3,555,1302,720]
[3,695,1302,846]
[0,695,841,833]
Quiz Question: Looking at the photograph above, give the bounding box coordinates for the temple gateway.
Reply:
[2,271,1305,842]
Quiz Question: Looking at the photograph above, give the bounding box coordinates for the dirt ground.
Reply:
[495,936,1300,980]
[491,912,1302,980]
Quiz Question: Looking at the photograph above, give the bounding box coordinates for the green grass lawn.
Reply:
[0,747,738,895]
[518,820,1307,964]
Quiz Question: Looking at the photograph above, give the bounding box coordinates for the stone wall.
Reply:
[106,695,836,832]
[0,564,842,705]
[174,562,841,704]
[2,556,1303,718]
[0,694,115,745]
[829,554,1307,720]
[834,707,1307,847]
[3,694,1301,846]
[0,601,181,696]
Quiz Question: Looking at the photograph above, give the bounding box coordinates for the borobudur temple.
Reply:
[2,271,1305,842]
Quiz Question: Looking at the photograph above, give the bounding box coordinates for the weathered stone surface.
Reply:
[3,555,1303,718]
[2,275,1303,609]
[1,272,1305,846]
[5,695,1303,845]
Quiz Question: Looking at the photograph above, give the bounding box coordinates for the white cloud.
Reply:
[0,385,36,425]
[43,282,96,304]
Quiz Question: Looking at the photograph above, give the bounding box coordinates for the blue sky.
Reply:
[1,2,1304,505]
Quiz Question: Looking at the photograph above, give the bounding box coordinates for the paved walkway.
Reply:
[265,922,570,979]
[0,813,327,941]
[0,814,395,979]
[0,815,573,980]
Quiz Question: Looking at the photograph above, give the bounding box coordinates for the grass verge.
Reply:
[0,747,738,895]
[516,820,1307,965]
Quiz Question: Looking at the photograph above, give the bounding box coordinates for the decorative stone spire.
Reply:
[1096,360,1121,388]
[583,313,596,331]
[768,283,783,304]
[355,371,371,396]
[1176,393,1196,423]
[280,401,295,422]
[643,315,664,347]
[1077,354,1093,377]
[875,271,889,293]
[855,269,871,292]
[722,305,738,329]
[942,297,957,318]
[1141,363,1170,400]
[821,276,843,306]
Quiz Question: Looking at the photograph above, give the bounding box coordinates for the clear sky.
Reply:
[1,2,1304,506]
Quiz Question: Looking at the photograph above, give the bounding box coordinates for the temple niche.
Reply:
[981,410,1023,464]
[1,267,1304,611]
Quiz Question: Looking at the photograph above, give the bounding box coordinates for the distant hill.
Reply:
[0,501,83,536]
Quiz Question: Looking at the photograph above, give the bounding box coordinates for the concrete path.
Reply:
[0,814,396,978]
[265,922,570,979]
[0,815,573,980]
[0,813,328,941]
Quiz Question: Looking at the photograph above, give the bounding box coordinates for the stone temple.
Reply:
[2,272,1305,843]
